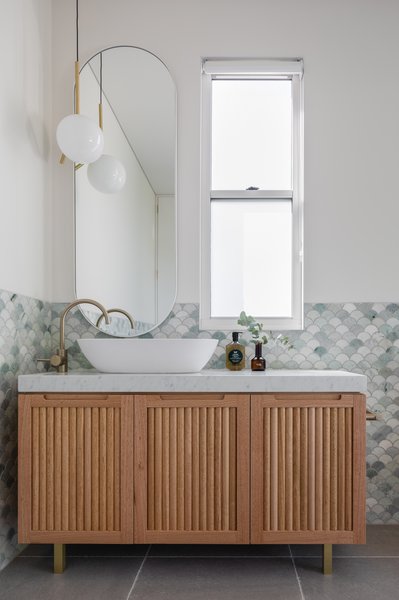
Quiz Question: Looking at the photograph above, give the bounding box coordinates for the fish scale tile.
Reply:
[49,300,399,525]
[1,297,398,572]
[0,289,52,571]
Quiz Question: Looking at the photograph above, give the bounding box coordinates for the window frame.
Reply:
[200,58,304,331]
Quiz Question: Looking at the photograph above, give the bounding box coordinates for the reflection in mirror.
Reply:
[75,46,176,337]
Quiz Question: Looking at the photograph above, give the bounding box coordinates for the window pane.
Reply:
[211,80,292,190]
[211,200,292,318]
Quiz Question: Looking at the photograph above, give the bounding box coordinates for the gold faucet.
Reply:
[38,298,110,373]
[96,307,135,330]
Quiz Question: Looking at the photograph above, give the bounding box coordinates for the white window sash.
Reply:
[200,61,304,331]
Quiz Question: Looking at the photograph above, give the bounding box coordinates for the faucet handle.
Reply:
[36,353,66,369]
[50,354,65,368]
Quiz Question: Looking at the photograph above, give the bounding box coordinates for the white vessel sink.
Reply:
[77,338,218,374]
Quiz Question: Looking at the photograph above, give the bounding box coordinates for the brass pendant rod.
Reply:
[99,103,103,130]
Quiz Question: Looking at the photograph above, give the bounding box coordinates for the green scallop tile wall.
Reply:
[0,290,52,570]
[52,301,399,524]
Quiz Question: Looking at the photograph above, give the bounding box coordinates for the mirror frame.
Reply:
[73,45,177,337]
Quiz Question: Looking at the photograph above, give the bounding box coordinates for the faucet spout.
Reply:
[55,298,110,373]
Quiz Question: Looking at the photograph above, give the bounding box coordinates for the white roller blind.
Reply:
[202,59,303,77]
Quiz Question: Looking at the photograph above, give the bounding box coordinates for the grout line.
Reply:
[289,545,306,600]
[126,544,151,600]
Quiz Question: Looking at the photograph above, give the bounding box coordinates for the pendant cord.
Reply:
[76,0,79,62]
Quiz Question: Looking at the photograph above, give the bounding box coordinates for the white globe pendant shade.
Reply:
[56,114,104,164]
[87,154,126,194]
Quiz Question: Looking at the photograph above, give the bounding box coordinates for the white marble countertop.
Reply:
[18,369,367,394]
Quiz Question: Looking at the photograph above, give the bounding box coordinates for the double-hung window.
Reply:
[200,59,304,330]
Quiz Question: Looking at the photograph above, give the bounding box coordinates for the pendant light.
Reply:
[56,0,104,164]
[87,52,126,193]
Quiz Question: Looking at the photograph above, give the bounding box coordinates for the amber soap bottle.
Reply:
[251,342,266,371]
[226,332,245,371]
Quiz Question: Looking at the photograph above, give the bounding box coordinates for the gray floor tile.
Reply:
[295,557,399,600]
[20,543,150,557]
[131,557,302,600]
[149,543,290,557]
[0,557,142,600]
[290,524,399,557]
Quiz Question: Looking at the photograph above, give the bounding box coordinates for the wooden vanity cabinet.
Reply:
[18,394,134,543]
[18,392,366,548]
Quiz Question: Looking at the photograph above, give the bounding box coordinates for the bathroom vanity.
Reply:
[18,370,367,574]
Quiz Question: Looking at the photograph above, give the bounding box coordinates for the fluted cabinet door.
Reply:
[251,394,366,544]
[18,394,134,543]
[134,394,250,543]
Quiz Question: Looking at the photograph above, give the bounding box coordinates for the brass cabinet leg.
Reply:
[54,544,66,574]
[322,544,332,575]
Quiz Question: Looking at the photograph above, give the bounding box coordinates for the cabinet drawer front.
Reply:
[134,394,250,543]
[251,394,366,544]
[18,394,133,543]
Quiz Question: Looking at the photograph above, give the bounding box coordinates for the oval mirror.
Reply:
[75,46,176,336]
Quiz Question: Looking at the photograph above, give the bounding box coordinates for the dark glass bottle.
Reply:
[251,342,266,371]
[226,332,245,371]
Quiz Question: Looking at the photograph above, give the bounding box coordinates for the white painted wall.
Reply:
[0,0,52,300]
[157,195,176,322]
[51,0,399,304]
[76,66,156,324]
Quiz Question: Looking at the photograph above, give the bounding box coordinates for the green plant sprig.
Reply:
[237,311,293,348]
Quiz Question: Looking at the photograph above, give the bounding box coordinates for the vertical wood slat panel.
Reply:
[199,407,207,531]
[61,407,69,531]
[285,407,293,531]
[270,407,278,531]
[154,408,163,530]
[260,402,357,535]
[315,407,323,531]
[300,408,308,531]
[177,407,185,530]
[308,407,316,531]
[214,407,222,531]
[54,408,62,531]
[31,408,39,531]
[69,407,76,531]
[345,408,353,531]
[162,408,170,531]
[91,407,99,531]
[229,409,237,531]
[84,407,92,531]
[147,408,155,530]
[28,400,124,537]
[184,408,192,530]
[114,408,120,531]
[222,407,230,531]
[169,408,177,530]
[99,407,107,531]
[192,408,200,531]
[207,408,215,531]
[338,407,346,531]
[46,407,54,531]
[330,408,338,531]
[106,408,114,531]
[277,408,285,531]
[76,408,84,531]
[293,407,301,530]
[39,408,47,531]
[263,408,271,531]
[323,408,331,531]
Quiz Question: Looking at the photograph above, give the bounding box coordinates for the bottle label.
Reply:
[228,349,243,364]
